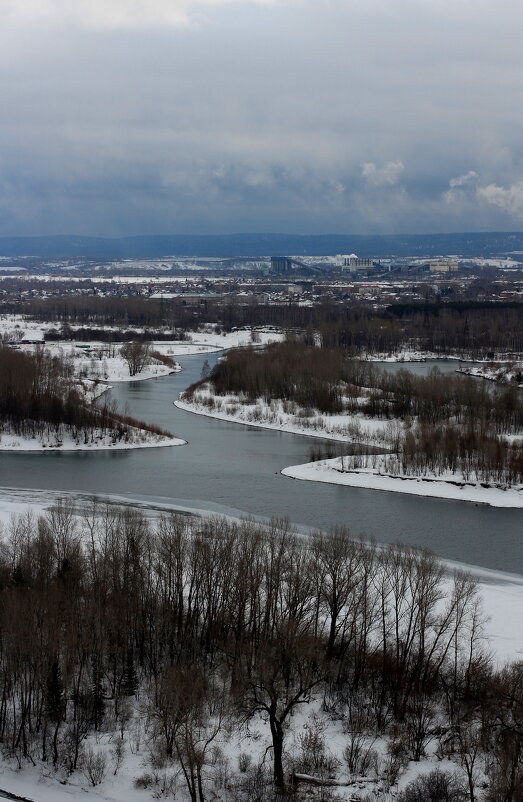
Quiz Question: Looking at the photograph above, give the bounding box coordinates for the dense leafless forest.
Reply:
[187,342,523,484]
[0,504,520,800]
[0,345,170,444]
[7,295,523,357]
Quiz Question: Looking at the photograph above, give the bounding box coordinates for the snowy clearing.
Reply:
[151,327,284,355]
[8,342,180,385]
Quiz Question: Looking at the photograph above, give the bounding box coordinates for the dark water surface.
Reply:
[0,354,521,575]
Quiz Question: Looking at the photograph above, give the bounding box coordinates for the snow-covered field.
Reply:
[157,327,284,354]
[0,314,283,357]
[282,456,523,508]
[364,350,523,365]
[6,341,180,385]
[78,354,178,384]
[0,314,283,377]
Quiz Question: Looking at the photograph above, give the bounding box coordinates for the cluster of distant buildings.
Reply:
[269,254,459,277]
[338,254,459,275]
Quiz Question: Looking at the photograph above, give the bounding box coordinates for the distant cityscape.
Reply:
[1,246,522,309]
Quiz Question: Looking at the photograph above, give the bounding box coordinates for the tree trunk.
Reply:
[270,716,285,791]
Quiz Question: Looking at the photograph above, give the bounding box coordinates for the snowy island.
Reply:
[178,340,523,507]
[0,339,184,452]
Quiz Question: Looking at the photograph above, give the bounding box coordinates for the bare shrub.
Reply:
[80,745,107,787]
[231,762,277,802]
[134,772,155,789]
[382,734,410,790]
[396,768,466,802]
[343,735,378,778]
[296,720,339,778]
[238,752,252,773]
[110,735,125,776]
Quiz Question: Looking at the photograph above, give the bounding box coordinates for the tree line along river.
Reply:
[0,352,521,577]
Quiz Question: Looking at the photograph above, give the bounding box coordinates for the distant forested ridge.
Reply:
[1,231,523,258]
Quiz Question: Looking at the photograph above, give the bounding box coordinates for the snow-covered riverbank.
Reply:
[282,456,523,508]
[0,428,185,452]
[366,350,463,362]
[176,388,394,446]
[458,362,523,387]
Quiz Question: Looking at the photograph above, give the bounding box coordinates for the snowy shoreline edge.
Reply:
[281,458,523,508]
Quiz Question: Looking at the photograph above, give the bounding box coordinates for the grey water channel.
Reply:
[0,353,521,575]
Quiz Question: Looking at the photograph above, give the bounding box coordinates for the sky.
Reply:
[1,0,523,237]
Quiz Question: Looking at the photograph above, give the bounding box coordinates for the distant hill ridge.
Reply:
[1,232,523,259]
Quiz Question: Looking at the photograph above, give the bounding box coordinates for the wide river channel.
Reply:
[0,353,521,576]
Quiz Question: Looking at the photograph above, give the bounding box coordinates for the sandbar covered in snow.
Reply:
[282,456,523,508]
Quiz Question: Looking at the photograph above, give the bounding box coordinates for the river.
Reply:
[0,353,521,575]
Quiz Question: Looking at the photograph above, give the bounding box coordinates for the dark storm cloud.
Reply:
[1,0,523,235]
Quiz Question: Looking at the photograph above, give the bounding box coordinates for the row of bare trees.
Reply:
[0,505,520,798]
[186,342,369,414]
[9,292,523,358]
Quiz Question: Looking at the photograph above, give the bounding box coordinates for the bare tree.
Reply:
[241,619,324,791]
[120,340,151,377]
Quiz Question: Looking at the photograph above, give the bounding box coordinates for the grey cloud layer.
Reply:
[1,0,523,235]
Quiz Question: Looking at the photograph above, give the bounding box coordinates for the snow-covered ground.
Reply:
[0,314,284,381]
[178,386,523,507]
[0,314,48,342]
[74,350,179,383]
[363,350,523,364]
[0,314,283,356]
[282,456,523,509]
[176,386,394,446]
[464,257,523,269]
[158,327,284,354]
[6,329,282,404]
[0,713,490,802]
